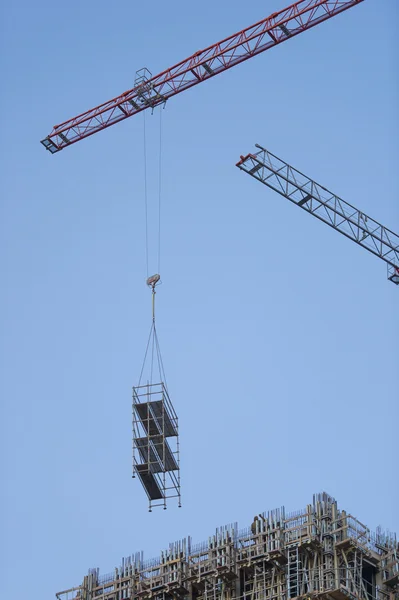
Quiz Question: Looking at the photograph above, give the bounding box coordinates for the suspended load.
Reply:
[132,276,181,511]
[133,382,180,510]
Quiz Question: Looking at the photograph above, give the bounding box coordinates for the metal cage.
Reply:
[132,382,181,510]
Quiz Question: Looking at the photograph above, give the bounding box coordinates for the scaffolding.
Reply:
[55,493,398,600]
[132,383,181,511]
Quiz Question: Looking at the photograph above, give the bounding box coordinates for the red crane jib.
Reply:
[41,0,364,154]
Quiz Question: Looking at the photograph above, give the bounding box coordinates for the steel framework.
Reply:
[132,383,181,511]
[236,145,399,284]
[40,0,364,153]
[54,492,398,600]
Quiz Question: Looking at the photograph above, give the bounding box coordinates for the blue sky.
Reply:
[1,1,398,597]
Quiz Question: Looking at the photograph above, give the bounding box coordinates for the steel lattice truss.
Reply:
[41,0,364,153]
[236,145,399,284]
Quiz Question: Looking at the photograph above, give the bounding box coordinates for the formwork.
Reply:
[55,493,398,600]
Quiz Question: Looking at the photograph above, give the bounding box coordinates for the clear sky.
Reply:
[1,1,398,597]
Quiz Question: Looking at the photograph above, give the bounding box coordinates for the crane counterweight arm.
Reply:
[236,145,399,284]
[41,0,364,154]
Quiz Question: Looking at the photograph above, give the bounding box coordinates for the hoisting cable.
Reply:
[157,106,163,274]
[154,323,168,389]
[143,110,149,279]
[137,105,166,388]
[138,320,155,386]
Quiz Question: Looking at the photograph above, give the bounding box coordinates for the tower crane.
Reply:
[40,0,364,154]
[236,145,399,284]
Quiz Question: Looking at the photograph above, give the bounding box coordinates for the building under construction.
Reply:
[56,493,398,600]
